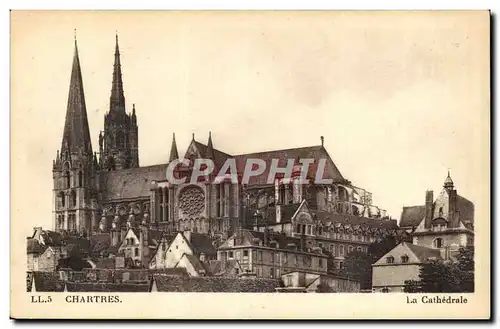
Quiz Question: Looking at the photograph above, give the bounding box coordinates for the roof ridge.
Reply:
[233,144,322,157]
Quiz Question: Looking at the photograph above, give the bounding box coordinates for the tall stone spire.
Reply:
[61,34,92,155]
[110,32,125,114]
[169,133,179,162]
[206,131,215,160]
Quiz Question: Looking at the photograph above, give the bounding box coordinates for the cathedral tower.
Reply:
[53,36,100,235]
[100,34,139,171]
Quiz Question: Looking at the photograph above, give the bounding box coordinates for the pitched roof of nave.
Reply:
[100,141,346,201]
[233,145,346,185]
[100,163,169,201]
[192,140,346,185]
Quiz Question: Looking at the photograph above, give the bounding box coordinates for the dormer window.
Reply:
[386,256,395,264]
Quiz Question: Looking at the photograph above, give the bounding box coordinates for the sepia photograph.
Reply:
[10,10,490,319]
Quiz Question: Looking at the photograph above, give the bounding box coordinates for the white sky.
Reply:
[11,11,490,230]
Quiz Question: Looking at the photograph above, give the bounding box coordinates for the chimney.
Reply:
[448,189,458,228]
[184,230,192,243]
[111,228,120,247]
[33,227,43,239]
[276,204,282,224]
[424,190,434,229]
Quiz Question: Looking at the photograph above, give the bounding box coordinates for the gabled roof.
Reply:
[399,205,426,228]
[205,259,243,277]
[27,239,47,255]
[456,195,474,223]
[254,203,302,225]
[31,272,65,292]
[153,275,281,292]
[185,232,217,256]
[100,163,169,201]
[180,253,206,274]
[39,230,64,247]
[405,243,443,262]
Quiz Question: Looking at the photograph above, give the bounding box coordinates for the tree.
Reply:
[343,251,372,290]
[403,247,475,293]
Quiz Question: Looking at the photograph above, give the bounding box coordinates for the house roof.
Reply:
[39,230,64,246]
[66,282,150,292]
[90,234,111,253]
[312,211,399,230]
[253,203,301,225]
[399,205,426,228]
[100,163,169,201]
[27,239,47,255]
[205,259,242,276]
[182,253,206,274]
[31,272,65,292]
[399,193,474,228]
[153,275,281,292]
[456,195,474,223]
[185,232,217,256]
[405,243,442,262]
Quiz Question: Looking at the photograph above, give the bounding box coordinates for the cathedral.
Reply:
[52,35,391,239]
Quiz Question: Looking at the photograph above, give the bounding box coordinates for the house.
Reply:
[250,200,407,270]
[217,229,329,279]
[279,270,360,293]
[148,231,217,277]
[372,241,442,293]
[27,228,66,272]
[399,172,474,253]
[150,274,281,292]
[27,271,65,292]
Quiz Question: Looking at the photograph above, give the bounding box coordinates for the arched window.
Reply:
[65,171,71,189]
[339,244,345,256]
[58,191,65,208]
[158,189,164,222]
[165,189,169,221]
[279,184,286,205]
[78,171,83,187]
[348,245,354,254]
[70,190,77,207]
[433,238,444,249]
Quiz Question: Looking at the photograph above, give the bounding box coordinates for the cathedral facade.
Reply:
[52,36,391,239]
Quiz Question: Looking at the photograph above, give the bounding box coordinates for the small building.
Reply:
[148,231,217,277]
[372,241,442,293]
[65,281,150,292]
[27,228,66,272]
[217,229,328,279]
[399,172,474,251]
